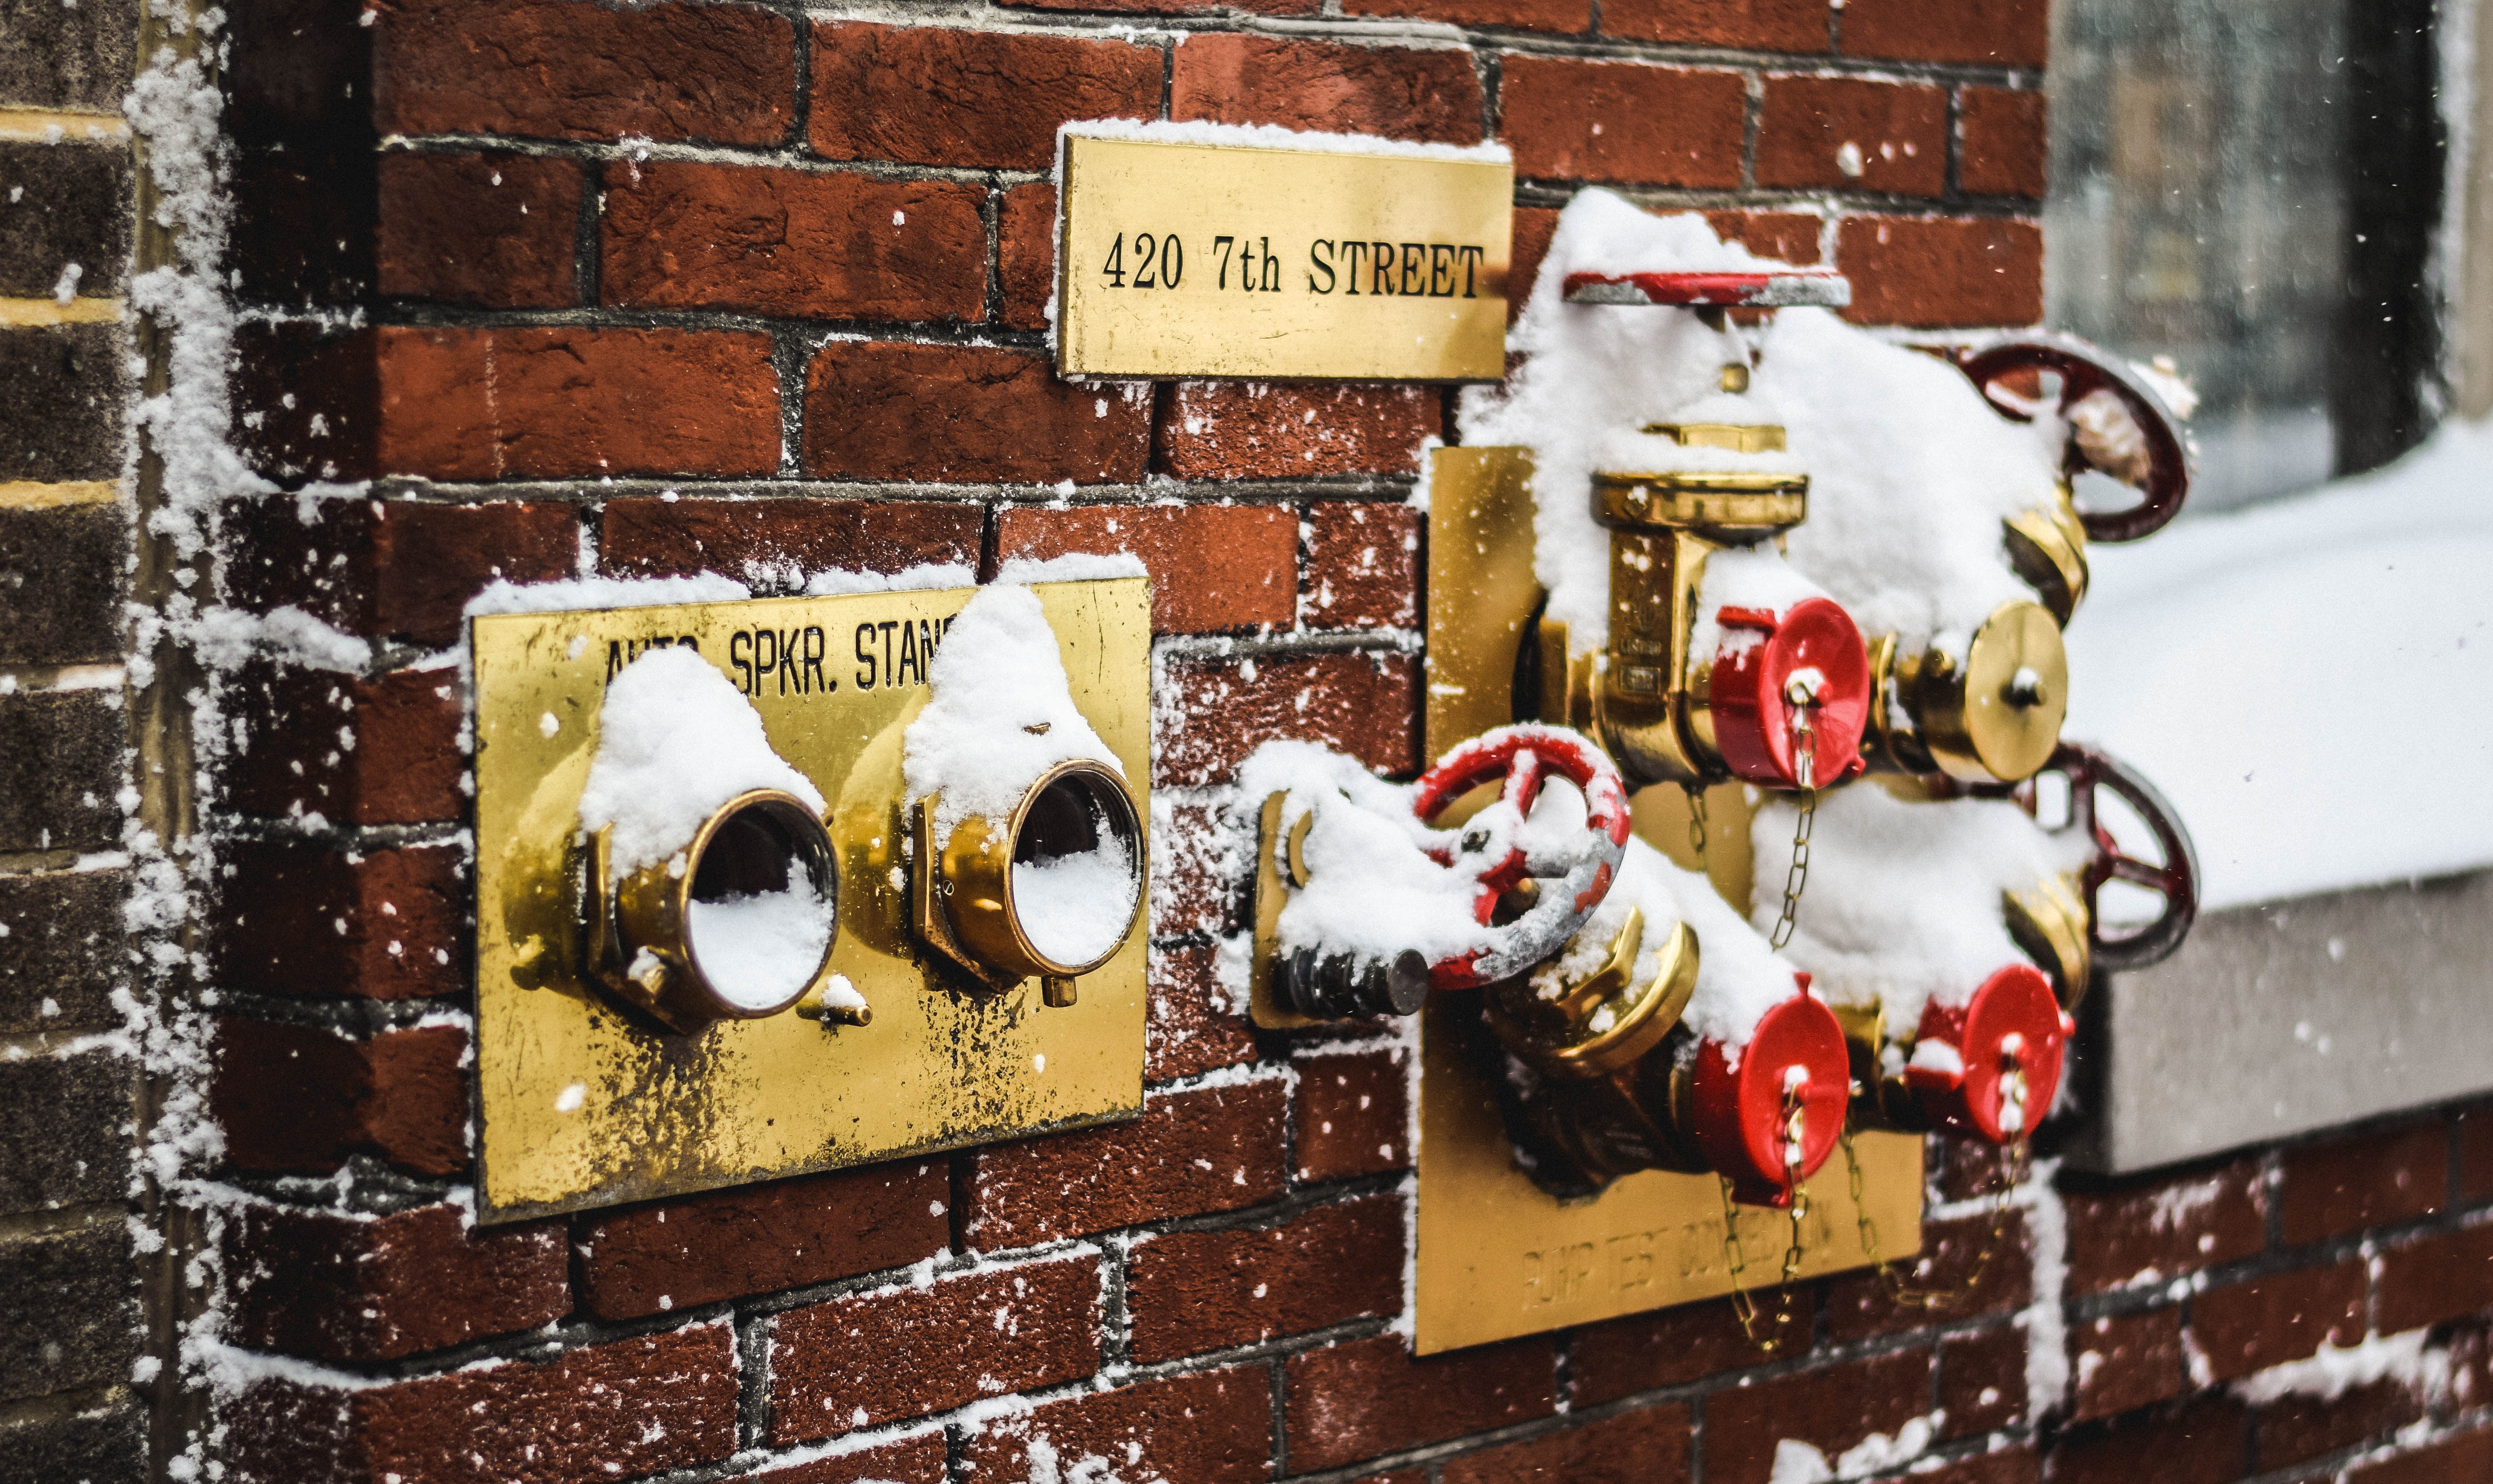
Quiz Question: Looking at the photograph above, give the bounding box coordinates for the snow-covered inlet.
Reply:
[2067,418,2493,908]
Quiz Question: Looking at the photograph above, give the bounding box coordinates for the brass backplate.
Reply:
[1057,135,1512,381]
[1414,447,1923,1353]
[470,579,1151,1224]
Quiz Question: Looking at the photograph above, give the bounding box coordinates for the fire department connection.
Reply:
[1254,191,2200,1215]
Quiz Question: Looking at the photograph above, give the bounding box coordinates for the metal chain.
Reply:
[1722,1085,1813,1352]
[1767,677,1822,950]
[1840,1118,2030,1311]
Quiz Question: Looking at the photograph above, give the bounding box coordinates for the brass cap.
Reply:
[1901,602,2069,784]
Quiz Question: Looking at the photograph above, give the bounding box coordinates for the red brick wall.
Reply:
[204,3,2493,1482]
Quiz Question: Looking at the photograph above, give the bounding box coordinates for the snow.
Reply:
[1460,190,2062,658]
[1596,834,1809,1057]
[992,552,1149,586]
[1013,829,1139,966]
[2232,1329,2447,1405]
[802,562,976,597]
[2065,416,2493,908]
[578,647,824,878]
[186,604,371,673]
[1765,1414,1939,1483]
[468,572,748,617]
[686,879,833,1010]
[1754,784,2091,1034]
[902,585,1125,847]
[1059,117,1511,166]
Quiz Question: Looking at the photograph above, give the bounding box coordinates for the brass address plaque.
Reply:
[1056,133,1514,381]
[470,579,1151,1224]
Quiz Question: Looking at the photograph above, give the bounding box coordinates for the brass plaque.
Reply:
[1415,995,1923,1353]
[1415,448,1923,1352]
[471,579,1151,1223]
[1056,134,1513,381]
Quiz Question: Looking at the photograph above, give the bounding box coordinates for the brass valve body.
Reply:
[1869,600,2069,784]
[914,758,1147,1002]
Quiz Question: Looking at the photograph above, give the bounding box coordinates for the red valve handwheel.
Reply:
[1687,989,1851,1208]
[1954,740,2200,973]
[1951,333,2192,543]
[1562,270,1853,310]
[1411,724,1633,992]
[1710,598,1873,790]
[1904,964,2070,1144]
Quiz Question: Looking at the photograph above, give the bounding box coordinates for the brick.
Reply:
[811,23,1159,172]
[0,689,120,854]
[965,1080,1288,1247]
[1158,383,1441,482]
[768,1254,1101,1442]
[2067,1307,2186,1422]
[232,143,379,309]
[211,1018,468,1176]
[0,0,138,112]
[221,663,465,827]
[232,1323,739,1484]
[0,1047,128,1211]
[1344,0,1584,27]
[749,1432,949,1484]
[0,867,126,1033]
[0,141,133,300]
[2058,1158,2264,1296]
[1129,1196,1402,1362]
[1602,0,1827,51]
[1441,1404,1688,1484]
[376,325,782,480]
[229,323,379,481]
[1568,1294,1802,1406]
[964,1368,1272,1484]
[1285,1333,1557,1471]
[1000,182,1057,332]
[1007,0,1313,13]
[1839,0,2047,67]
[2252,1377,2426,1473]
[993,503,1295,634]
[2462,1102,2493,1203]
[375,0,796,144]
[579,1161,949,1321]
[1145,941,1257,1083]
[2374,1222,2493,1334]
[1150,800,1241,939]
[1937,1326,2026,1437]
[0,321,127,483]
[603,161,986,323]
[1499,60,1744,188]
[1705,1349,1932,1484]
[1758,76,1947,196]
[211,839,464,1003]
[229,496,576,649]
[1172,35,1484,146]
[2279,1120,2447,1247]
[224,1201,567,1362]
[1824,1209,2029,1341]
[2045,1399,2247,1484]
[1838,216,2042,329]
[600,498,982,588]
[376,151,579,308]
[0,502,124,664]
[1509,206,1558,322]
[1157,652,1420,786]
[1929,1137,2023,1205]
[1294,1047,1410,1183]
[1706,210,1826,267]
[0,1395,143,1484]
[2191,1260,2365,1383]
[805,342,1150,485]
[0,1222,136,1402]
[2348,1427,2493,1484]
[1960,87,2047,199]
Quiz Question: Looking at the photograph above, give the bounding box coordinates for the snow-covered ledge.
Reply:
[2059,422,2493,1173]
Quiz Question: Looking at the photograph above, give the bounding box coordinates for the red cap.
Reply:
[1688,989,1851,1208]
[1708,597,1871,790]
[1905,964,2069,1143]
[1562,270,1852,310]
